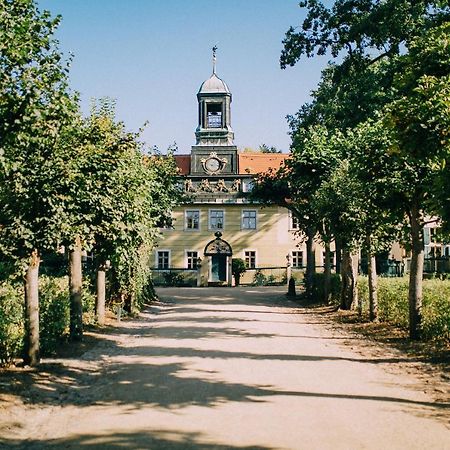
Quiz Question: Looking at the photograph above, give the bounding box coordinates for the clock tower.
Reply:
[190,47,238,176]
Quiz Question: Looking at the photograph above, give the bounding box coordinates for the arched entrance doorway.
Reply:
[204,232,232,286]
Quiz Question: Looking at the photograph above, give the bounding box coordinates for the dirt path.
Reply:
[0,286,449,449]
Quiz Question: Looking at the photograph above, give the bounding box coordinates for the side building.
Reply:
[153,68,315,286]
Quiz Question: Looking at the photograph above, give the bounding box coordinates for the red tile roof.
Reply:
[174,155,191,175]
[238,153,287,174]
[174,153,288,175]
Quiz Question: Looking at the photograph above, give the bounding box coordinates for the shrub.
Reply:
[377,278,409,327]
[232,258,246,286]
[82,278,97,325]
[163,271,184,286]
[138,276,157,305]
[422,279,450,342]
[358,276,450,343]
[39,276,70,354]
[253,270,267,286]
[0,282,24,366]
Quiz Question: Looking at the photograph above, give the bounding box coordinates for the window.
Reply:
[209,210,224,230]
[157,251,170,269]
[292,251,303,268]
[242,210,257,229]
[290,213,300,230]
[186,251,198,269]
[185,210,200,230]
[430,227,440,243]
[244,251,256,269]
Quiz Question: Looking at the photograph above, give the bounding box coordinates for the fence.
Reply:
[151,268,197,287]
[423,257,450,274]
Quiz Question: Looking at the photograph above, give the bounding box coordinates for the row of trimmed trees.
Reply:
[0,0,181,365]
[252,0,449,339]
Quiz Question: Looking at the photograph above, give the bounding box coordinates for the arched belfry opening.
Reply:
[204,232,233,286]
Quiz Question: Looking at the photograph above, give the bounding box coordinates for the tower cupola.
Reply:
[195,46,234,146]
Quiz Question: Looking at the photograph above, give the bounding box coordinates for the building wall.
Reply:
[155,204,306,269]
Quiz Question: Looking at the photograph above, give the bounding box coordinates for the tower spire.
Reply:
[212,45,218,74]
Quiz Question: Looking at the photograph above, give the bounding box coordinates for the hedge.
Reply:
[0,276,97,366]
[357,277,450,343]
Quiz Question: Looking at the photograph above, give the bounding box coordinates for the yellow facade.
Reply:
[158,204,301,265]
[154,204,315,286]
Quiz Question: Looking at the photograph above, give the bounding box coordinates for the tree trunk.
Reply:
[324,241,332,303]
[96,263,106,326]
[335,238,342,274]
[350,252,359,313]
[23,249,40,366]
[305,226,316,299]
[340,249,358,310]
[367,237,379,322]
[69,236,83,341]
[408,201,424,340]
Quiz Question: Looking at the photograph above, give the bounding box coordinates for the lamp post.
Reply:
[286,253,296,297]
[196,257,203,287]
[286,253,292,287]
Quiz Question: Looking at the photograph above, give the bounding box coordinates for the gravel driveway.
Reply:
[0,286,449,449]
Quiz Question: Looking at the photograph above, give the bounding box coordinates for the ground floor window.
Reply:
[244,250,256,268]
[292,251,303,268]
[186,251,199,269]
[157,251,170,269]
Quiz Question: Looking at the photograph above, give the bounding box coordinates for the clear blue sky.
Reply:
[37,0,331,153]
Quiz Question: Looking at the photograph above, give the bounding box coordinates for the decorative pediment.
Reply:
[204,232,232,256]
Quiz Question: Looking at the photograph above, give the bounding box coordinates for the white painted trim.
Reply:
[208,208,225,231]
[243,249,257,269]
[241,208,258,231]
[288,210,300,231]
[185,249,199,269]
[184,209,201,231]
[155,249,171,269]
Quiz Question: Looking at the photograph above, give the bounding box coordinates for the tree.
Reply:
[252,125,340,299]
[259,144,282,153]
[0,0,77,364]
[381,23,450,338]
[63,99,181,326]
[281,0,448,69]
[281,0,449,337]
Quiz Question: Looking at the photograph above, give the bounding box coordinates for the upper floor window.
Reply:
[289,211,300,230]
[209,210,224,230]
[157,251,170,269]
[185,210,200,230]
[242,210,257,229]
[186,251,199,269]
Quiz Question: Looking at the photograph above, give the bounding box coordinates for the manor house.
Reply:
[153,64,321,286]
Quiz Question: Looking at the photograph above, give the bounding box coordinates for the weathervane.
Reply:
[212,45,218,74]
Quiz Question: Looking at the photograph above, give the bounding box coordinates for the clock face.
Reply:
[205,157,220,172]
